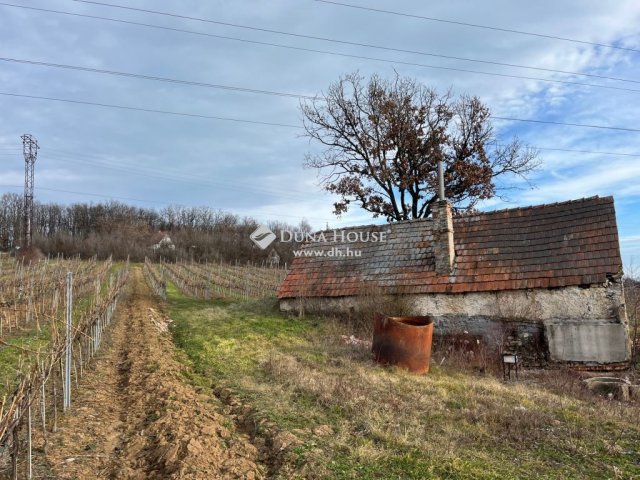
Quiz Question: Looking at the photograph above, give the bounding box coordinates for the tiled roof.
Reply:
[278,196,622,298]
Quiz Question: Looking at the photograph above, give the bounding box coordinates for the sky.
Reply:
[0,0,639,267]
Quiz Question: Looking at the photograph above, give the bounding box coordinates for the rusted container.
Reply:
[372,316,434,374]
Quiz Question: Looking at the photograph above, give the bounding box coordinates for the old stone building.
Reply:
[278,196,630,366]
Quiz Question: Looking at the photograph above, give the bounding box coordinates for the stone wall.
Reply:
[279,279,630,365]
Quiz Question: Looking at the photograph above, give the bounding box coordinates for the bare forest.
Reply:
[0,193,308,264]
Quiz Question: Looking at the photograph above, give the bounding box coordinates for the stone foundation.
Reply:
[279,281,630,366]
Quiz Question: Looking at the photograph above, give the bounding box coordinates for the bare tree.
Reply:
[301,72,540,221]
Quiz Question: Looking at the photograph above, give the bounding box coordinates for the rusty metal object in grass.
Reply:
[372,315,434,374]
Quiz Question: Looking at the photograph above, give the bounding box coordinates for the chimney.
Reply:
[432,160,455,274]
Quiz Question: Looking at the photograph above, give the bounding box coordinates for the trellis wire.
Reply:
[143,257,166,300]
[0,258,129,478]
[149,259,288,300]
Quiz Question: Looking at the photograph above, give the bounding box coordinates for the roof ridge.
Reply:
[323,195,613,232]
[461,195,612,219]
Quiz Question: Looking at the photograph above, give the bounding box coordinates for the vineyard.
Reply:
[0,255,128,478]
[145,258,288,300]
[0,256,287,478]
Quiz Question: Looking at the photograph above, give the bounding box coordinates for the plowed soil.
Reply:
[45,267,264,479]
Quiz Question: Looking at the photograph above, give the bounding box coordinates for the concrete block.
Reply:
[585,377,631,401]
[545,321,629,363]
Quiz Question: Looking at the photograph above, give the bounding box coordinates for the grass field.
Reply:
[166,284,640,479]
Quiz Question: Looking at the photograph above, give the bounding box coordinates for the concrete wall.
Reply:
[279,280,630,365]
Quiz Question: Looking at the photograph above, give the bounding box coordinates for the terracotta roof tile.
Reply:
[278,196,623,298]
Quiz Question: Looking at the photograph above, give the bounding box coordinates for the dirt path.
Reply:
[45,267,264,479]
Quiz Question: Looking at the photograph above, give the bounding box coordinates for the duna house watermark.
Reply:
[249,225,388,257]
[249,225,277,250]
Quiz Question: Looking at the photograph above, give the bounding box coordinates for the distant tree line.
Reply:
[0,192,309,264]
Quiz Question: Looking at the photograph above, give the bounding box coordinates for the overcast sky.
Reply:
[0,0,639,265]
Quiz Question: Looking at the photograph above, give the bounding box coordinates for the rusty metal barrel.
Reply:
[372,316,434,374]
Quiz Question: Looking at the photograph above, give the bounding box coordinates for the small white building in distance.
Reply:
[151,232,176,251]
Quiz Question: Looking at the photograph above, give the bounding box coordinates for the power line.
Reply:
[4,146,639,222]
[6,57,640,153]
[0,184,167,205]
[0,57,317,100]
[38,146,326,203]
[3,90,640,134]
[16,142,640,158]
[4,56,640,128]
[1,142,318,202]
[45,149,636,200]
[0,92,301,128]
[4,144,333,212]
[532,146,640,158]
[2,3,639,95]
[47,145,640,159]
[492,116,640,133]
[314,0,640,54]
[44,152,315,202]
[11,142,640,164]
[67,0,640,85]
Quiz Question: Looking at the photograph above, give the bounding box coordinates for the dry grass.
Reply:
[168,289,640,479]
[14,246,45,263]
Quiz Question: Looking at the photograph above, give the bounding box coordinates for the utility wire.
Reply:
[0,92,301,128]
[44,152,315,202]
[491,116,640,133]
[67,0,640,85]
[5,142,640,162]
[532,146,640,158]
[7,143,640,158]
[314,0,640,54]
[0,184,173,205]
[0,57,317,100]
[40,146,323,202]
[45,150,636,199]
[3,143,333,212]
[2,3,639,95]
[2,140,319,202]
[2,90,640,134]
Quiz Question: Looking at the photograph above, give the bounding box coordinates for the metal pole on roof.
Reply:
[438,160,445,201]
